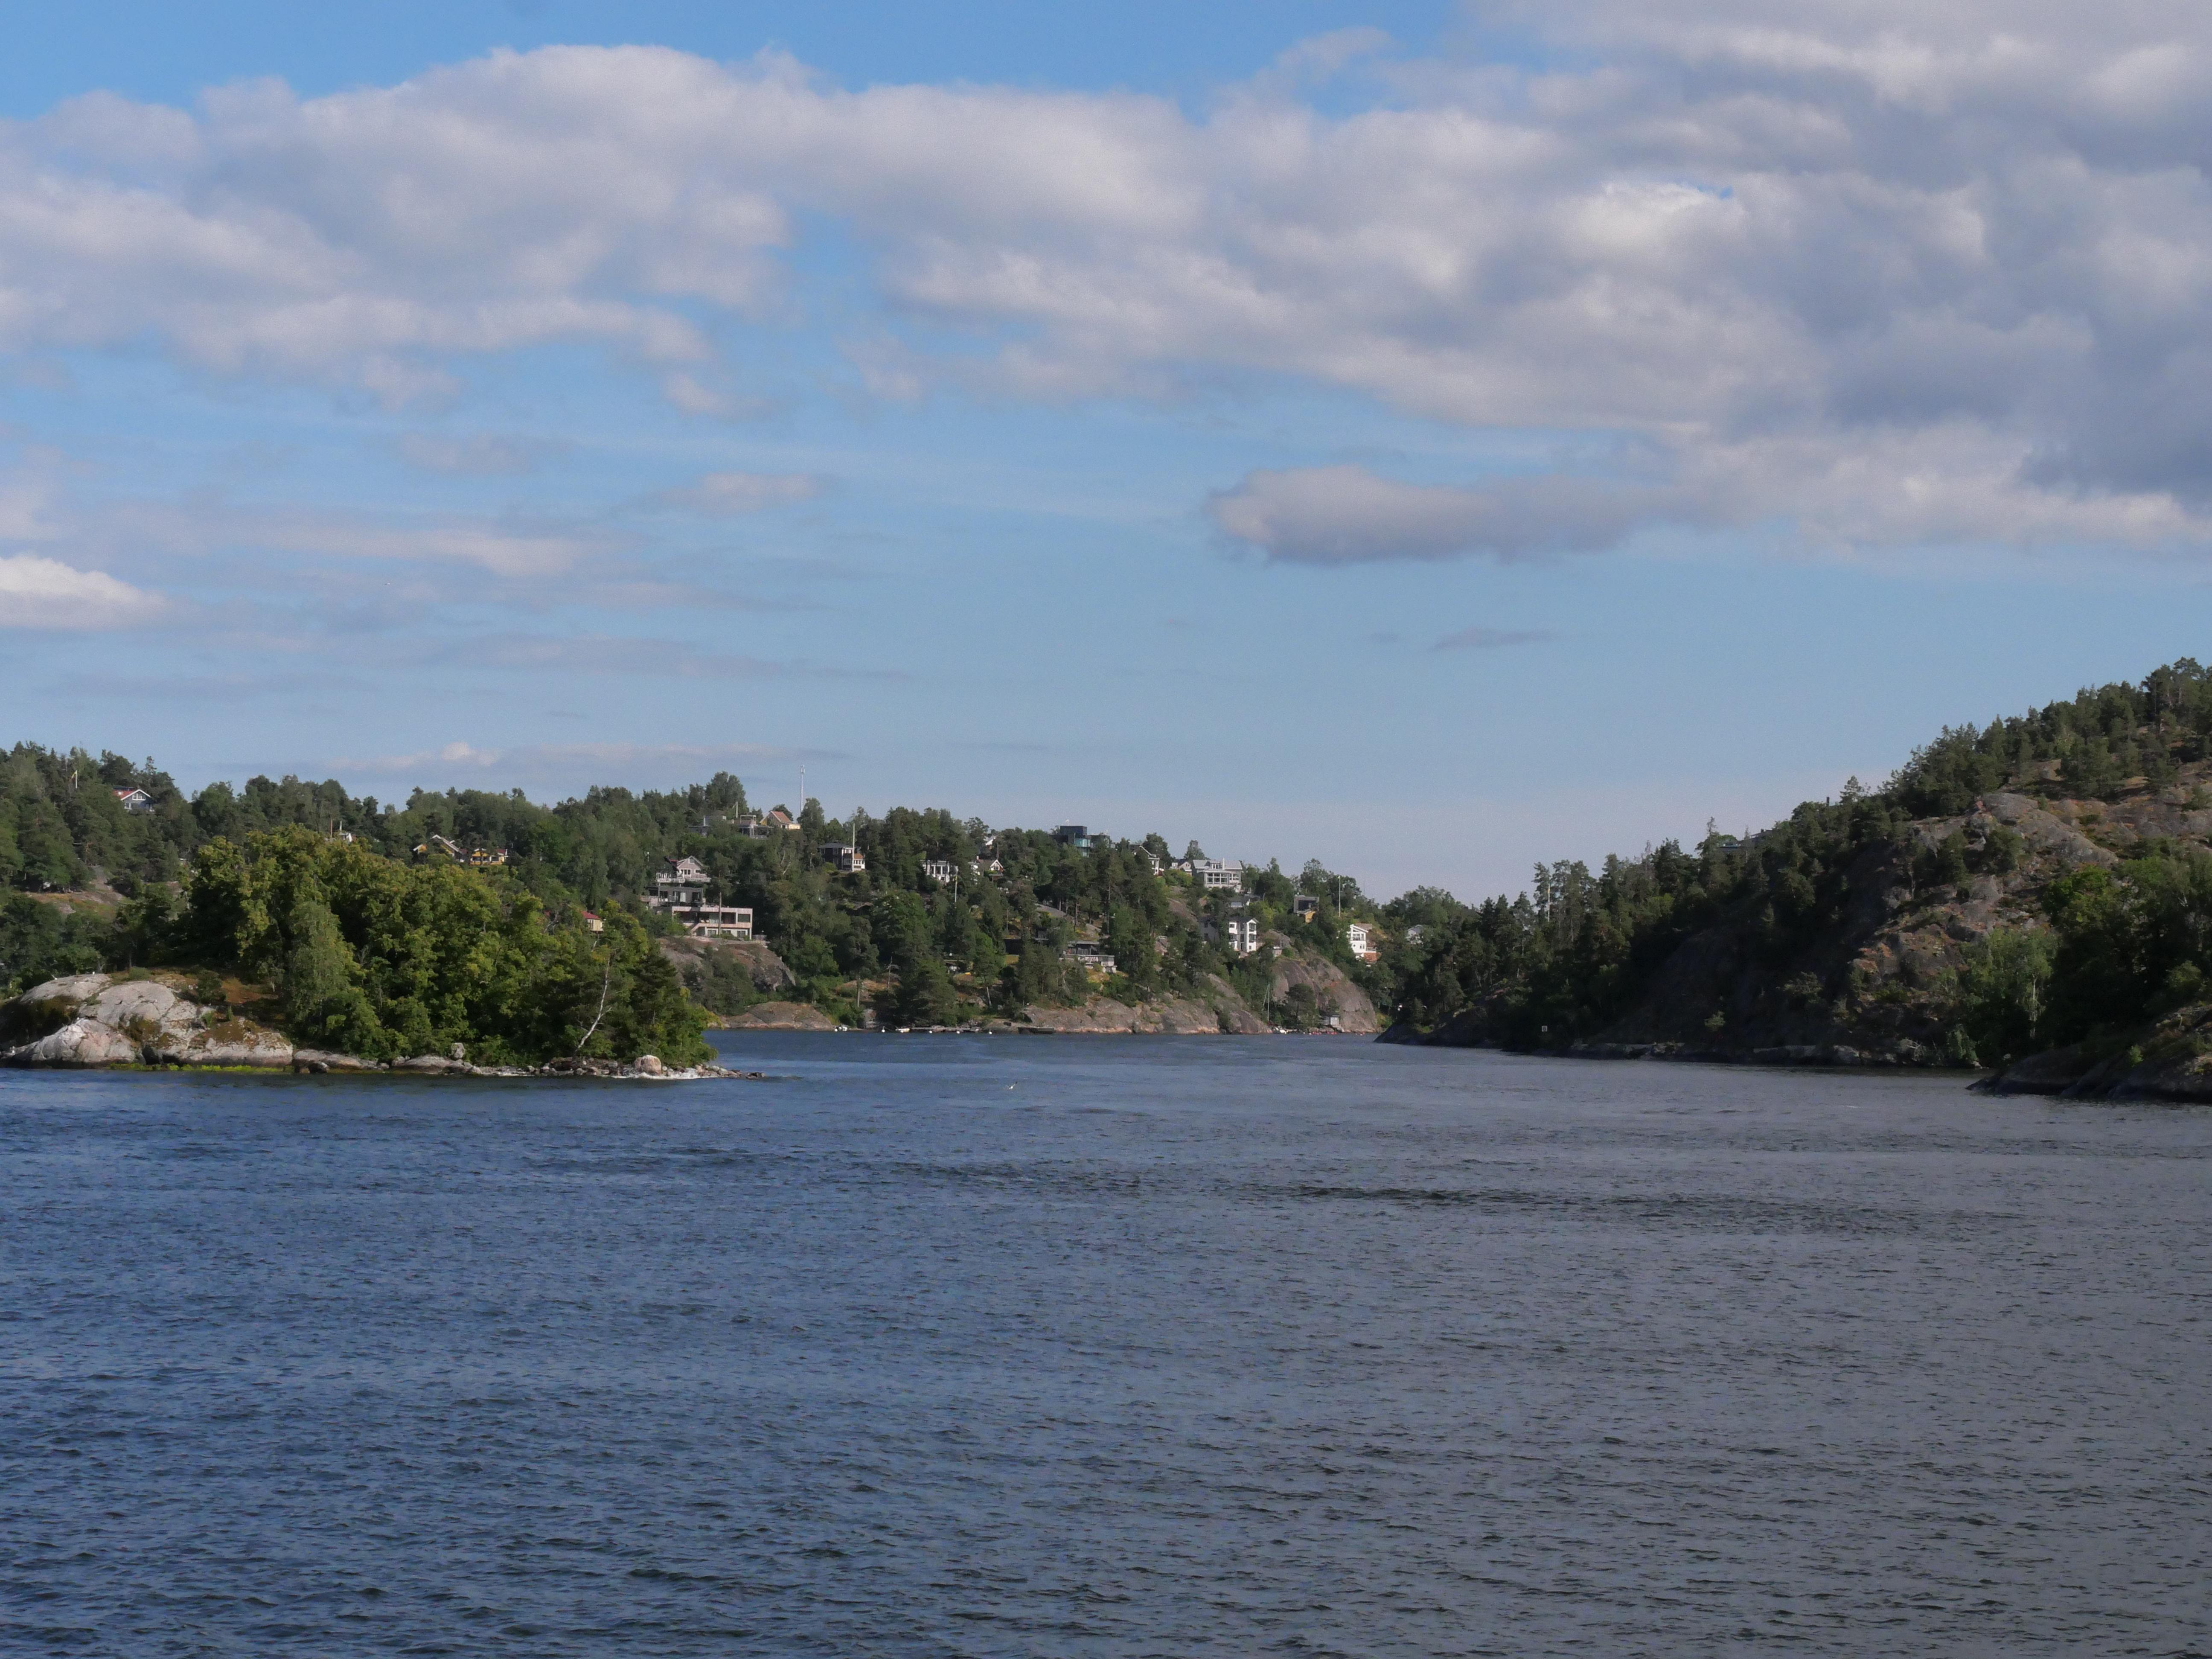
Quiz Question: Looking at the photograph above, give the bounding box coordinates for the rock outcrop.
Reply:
[717,1000,837,1031]
[1264,954,1382,1033]
[659,936,796,993]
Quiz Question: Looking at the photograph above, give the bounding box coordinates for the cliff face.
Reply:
[1019,947,1378,1034]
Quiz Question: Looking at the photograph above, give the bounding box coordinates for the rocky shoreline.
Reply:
[0,973,759,1080]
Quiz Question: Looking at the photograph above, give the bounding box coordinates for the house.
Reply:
[1202,917,1260,955]
[649,856,709,908]
[414,833,507,867]
[737,808,801,838]
[822,844,866,874]
[1063,941,1117,977]
[1345,923,1379,963]
[1187,858,1245,891]
[1404,925,1426,946]
[1054,824,1100,850]
[112,787,154,815]
[643,857,753,938]
[681,904,754,940]
[922,859,957,884]
[1145,850,1163,875]
[582,910,604,934]
[1294,895,1320,923]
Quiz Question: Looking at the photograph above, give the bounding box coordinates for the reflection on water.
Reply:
[3,1036,2208,1655]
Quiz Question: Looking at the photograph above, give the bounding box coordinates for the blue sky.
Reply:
[5,1,2211,898]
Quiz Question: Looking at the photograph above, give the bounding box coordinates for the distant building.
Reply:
[737,808,801,838]
[1294,895,1320,923]
[1054,824,1100,850]
[1345,923,1378,963]
[1225,917,1259,956]
[822,844,867,874]
[112,787,154,815]
[1186,858,1245,891]
[922,859,957,884]
[1063,940,1117,976]
[1145,850,1163,875]
[681,905,754,940]
[651,856,709,908]
[1404,925,1426,946]
[643,857,752,937]
[582,910,604,934]
[413,833,507,867]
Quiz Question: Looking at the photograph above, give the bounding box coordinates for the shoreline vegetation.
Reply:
[7,658,2212,1094]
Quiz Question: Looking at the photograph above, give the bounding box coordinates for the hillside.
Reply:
[1383,660,2212,1100]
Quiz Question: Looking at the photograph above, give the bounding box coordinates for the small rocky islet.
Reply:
[0,971,756,1080]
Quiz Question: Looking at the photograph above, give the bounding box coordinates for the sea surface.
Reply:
[2,1036,2209,1656]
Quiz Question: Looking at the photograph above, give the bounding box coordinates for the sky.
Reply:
[6,1,2212,900]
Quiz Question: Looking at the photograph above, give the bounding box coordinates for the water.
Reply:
[3,1036,2209,1656]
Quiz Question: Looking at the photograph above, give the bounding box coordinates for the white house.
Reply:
[682,905,754,940]
[922,859,957,884]
[1185,858,1245,891]
[112,787,154,815]
[649,856,709,909]
[643,857,752,938]
[1063,940,1117,976]
[823,844,867,874]
[1346,923,1378,962]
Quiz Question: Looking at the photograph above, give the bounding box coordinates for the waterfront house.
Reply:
[112,787,154,815]
[1063,940,1117,977]
[1346,923,1379,963]
[1190,858,1245,891]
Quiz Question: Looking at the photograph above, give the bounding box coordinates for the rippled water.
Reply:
[3,1036,2209,1656]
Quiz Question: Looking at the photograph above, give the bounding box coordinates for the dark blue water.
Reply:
[3,1036,2209,1656]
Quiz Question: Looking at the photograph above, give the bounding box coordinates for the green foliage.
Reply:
[183,827,708,1065]
[1890,658,2212,813]
[1951,928,2054,1063]
[0,896,110,996]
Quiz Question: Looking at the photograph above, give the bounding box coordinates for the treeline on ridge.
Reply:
[8,655,2212,1069]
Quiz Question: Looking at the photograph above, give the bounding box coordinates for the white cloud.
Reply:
[0,552,165,628]
[655,470,821,515]
[9,20,2212,550]
[80,498,618,576]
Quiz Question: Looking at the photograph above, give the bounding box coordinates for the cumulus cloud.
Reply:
[0,552,165,628]
[655,471,821,515]
[9,17,2212,549]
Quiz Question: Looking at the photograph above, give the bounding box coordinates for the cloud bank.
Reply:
[7,9,2212,553]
